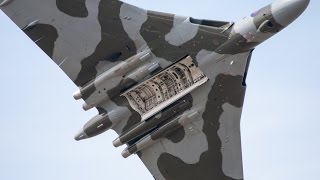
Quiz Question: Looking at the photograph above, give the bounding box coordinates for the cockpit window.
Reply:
[267,21,274,28]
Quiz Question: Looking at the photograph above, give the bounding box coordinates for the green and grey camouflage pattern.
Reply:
[0,0,309,179]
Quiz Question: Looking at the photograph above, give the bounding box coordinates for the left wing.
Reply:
[130,51,252,180]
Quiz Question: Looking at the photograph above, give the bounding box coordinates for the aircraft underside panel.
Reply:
[122,56,208,121]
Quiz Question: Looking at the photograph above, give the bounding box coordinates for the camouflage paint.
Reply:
[0,0,310,179]
[56,0,88,18]
[24,24,58,58]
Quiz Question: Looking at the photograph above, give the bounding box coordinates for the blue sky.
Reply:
[0,0,319,179]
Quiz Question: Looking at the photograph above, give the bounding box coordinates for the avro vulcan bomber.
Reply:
[0,0,309,179]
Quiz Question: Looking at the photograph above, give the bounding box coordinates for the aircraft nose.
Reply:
[271,0,310,26]
[74,129,89,141]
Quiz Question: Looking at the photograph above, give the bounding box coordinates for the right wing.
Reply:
[0,0,146,86]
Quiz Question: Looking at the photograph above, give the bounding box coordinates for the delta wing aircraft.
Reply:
[0,0,309,179]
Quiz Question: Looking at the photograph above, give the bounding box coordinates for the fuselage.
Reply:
[219,0,310,54]
[74,0,310,142]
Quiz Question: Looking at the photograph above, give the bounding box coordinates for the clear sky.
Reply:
[0,0,319,180]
